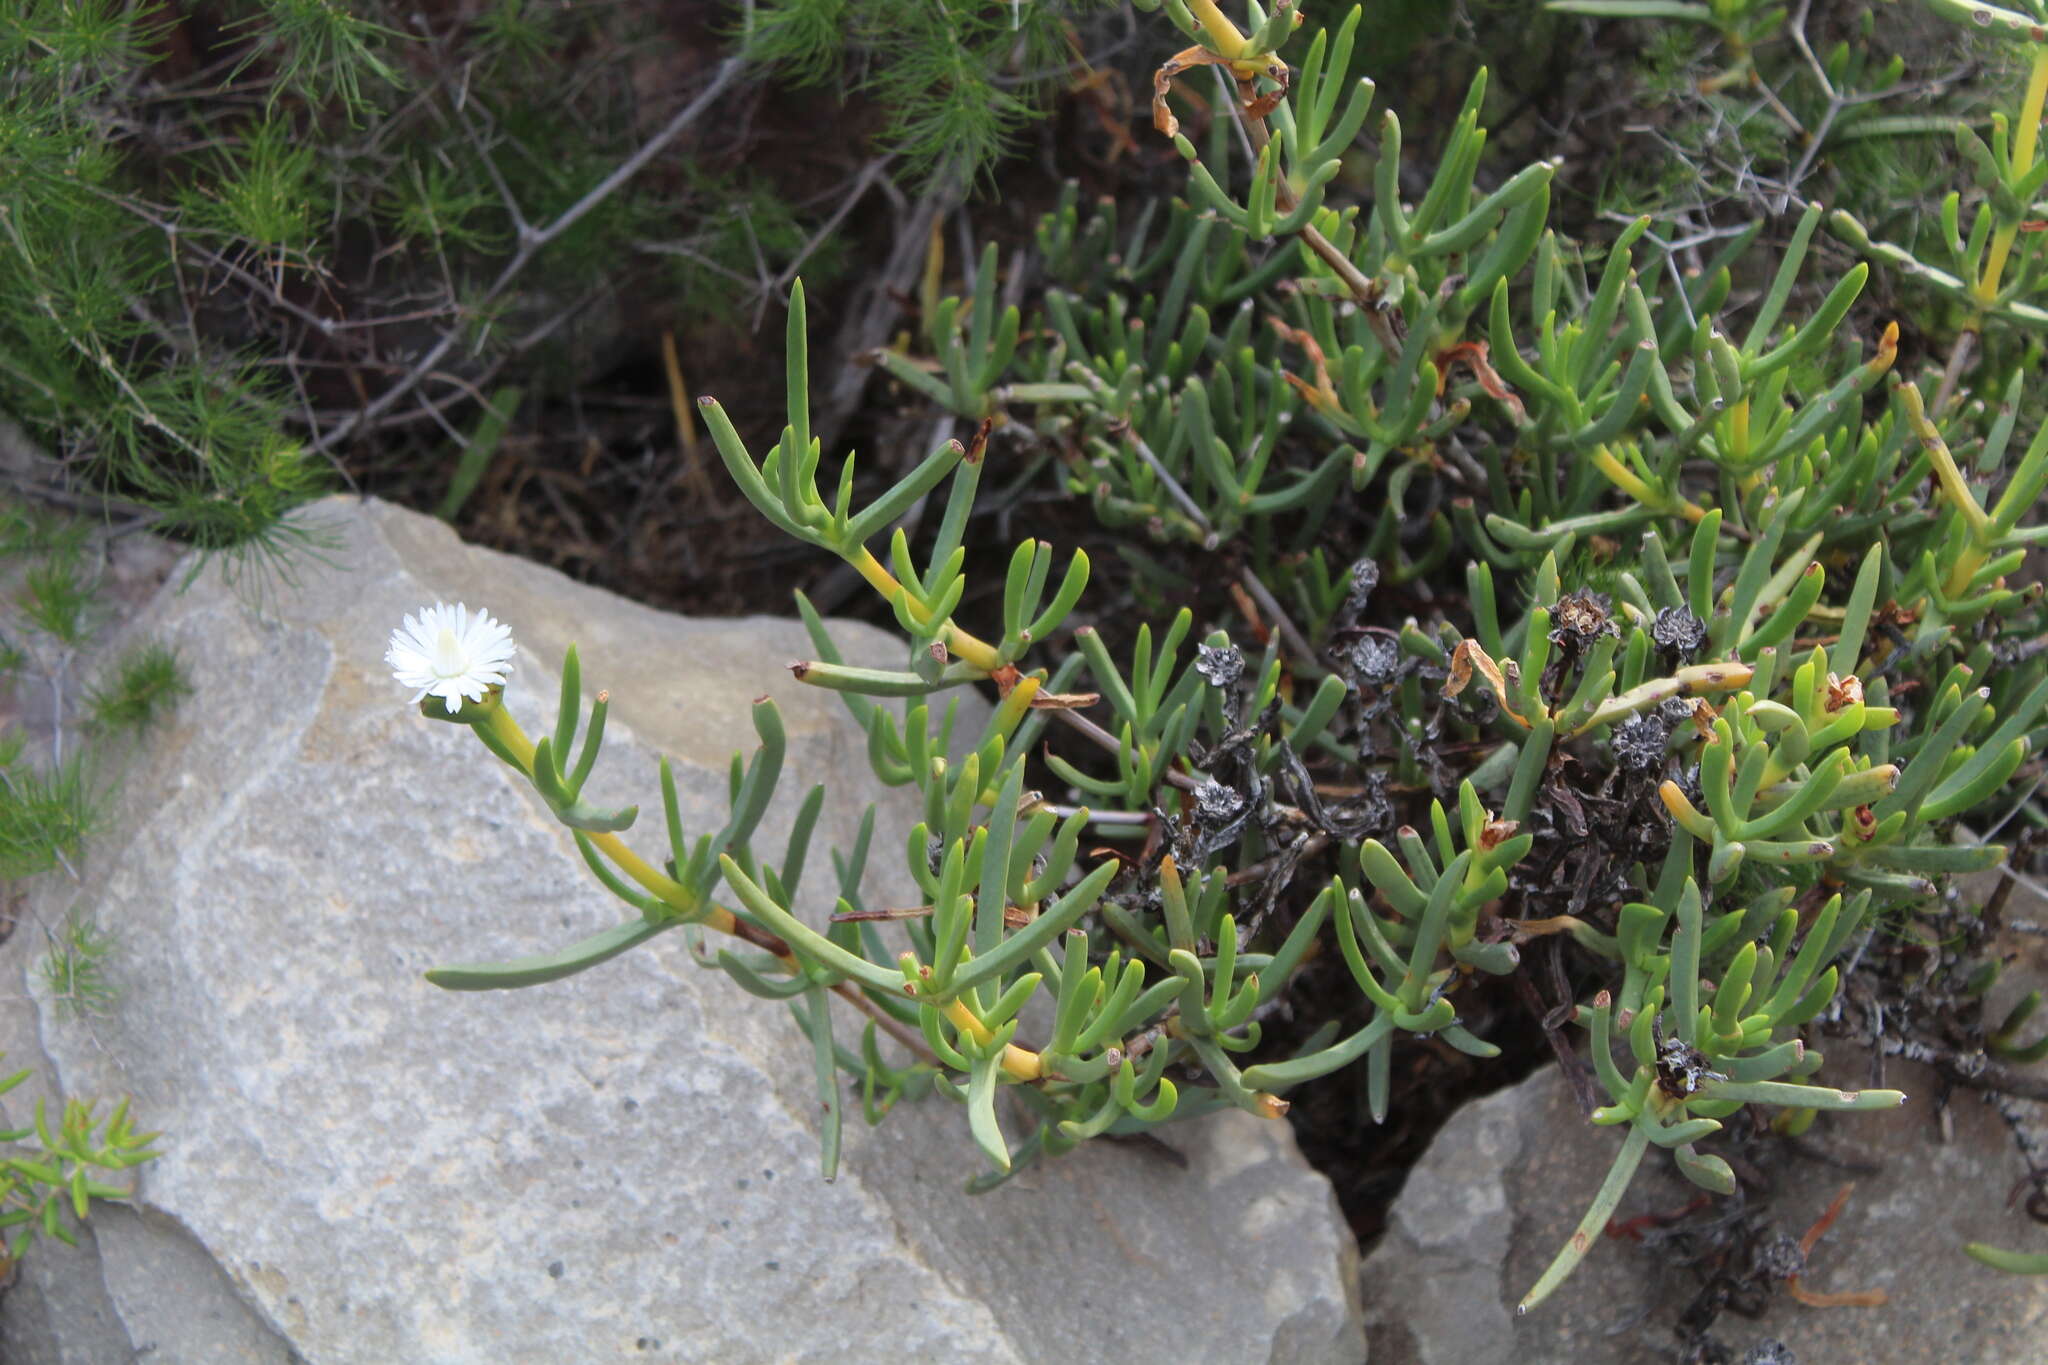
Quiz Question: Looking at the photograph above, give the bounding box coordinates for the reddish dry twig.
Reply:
[1786,1184,1889,1309]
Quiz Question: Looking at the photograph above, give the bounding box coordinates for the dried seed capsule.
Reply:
[1652,1015,1725,1099]
[1196,642,1245,688]
[1347,559,1381,611]
[1651,605,1709,659]
[1611,713,1671,769]
[1194,780,1249,828]
[1549,589,1618,653]
[1352,773,1396,834]
[1752,1235,1807,1283]
[1349,635,1401,685]
[1740,1339,1797,1365]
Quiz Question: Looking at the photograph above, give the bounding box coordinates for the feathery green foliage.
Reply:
[0,755,99,883]
[740,0,1104,186]
[38,915,121,1020]
[3,0,1115,575]
[0,3,329,574]
[86,643,192,736]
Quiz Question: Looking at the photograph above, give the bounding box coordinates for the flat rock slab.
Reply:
[1361,1058,2048,1364]
[6,496,1365,1364]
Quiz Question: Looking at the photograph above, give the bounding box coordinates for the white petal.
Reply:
[389,602,518,705]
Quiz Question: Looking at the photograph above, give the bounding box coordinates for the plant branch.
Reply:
[313,56,744,453]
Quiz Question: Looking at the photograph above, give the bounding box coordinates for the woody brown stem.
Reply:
[720,905,936,1064]
[1224,85,1407,358]
[1051,707,1204,793]
[830,980,935,1063]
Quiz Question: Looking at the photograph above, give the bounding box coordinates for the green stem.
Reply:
[1518,1123,1651,1314]
[477,703,737,933]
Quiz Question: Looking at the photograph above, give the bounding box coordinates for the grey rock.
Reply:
[0,1216,138,1365]
[1362,1053,2048,1364]
[9,495,1365,1364]
[98,1204,300,1364]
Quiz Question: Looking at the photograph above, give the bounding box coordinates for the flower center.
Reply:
[431,626,467,678]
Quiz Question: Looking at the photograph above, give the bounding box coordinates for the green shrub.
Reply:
[401,0,2048,1312]
[0,0,1116,571]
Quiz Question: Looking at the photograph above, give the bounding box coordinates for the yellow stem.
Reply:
[943,999,1044,1081]
[1592,445,1708,523]
[1185,0,1248,57]
[1591,445,1657,504]
[848,547,1003,672]
[478,704,740,936]
[1975,44,2048,306]
[990,671,1041,735]
[1898,382,1992,597]
[478,701,536,768]
[589,834,739,937]
[467,690,943,1062]
[1658,780,1718,840]
[1576,661,1752,737]
[1900,385,1983,532]
[849,544,909,607]
[920,218,945,333]
[2016,48,2048,174]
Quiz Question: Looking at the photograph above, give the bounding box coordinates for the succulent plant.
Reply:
[407,0,2048,1309]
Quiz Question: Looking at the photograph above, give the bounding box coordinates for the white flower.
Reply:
[386,602,516,713]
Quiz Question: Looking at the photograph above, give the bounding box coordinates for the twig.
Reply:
[48,653,66,769]
[817,174,965,453]
[0,207,217,470]
[1224,834,1330,887]
[1049,706,1202,794]
[0,477,159,529]
[1880,1036,2048,1104]
[1126,430,1217,545]
[1125,428,1320,670]
[1933,328,1977,418]
[1217,72,1408,358]
[1235,563,1320,670]
[444,79,533,239]
[709,903,935,1063]
[313,56,745,454]
[829,979,933,1063]
[1029,804,1153,825]
[773,158,893,295]
[1516,960,1602,1116]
